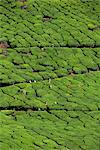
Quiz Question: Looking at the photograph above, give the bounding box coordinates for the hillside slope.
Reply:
[0,0,100,150]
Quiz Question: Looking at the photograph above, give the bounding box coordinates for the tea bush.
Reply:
[0,0,100,47]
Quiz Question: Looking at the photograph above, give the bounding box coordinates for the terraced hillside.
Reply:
[0,0,100,150]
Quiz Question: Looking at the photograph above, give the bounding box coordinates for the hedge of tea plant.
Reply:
[0,0,100,150]
[0,47,100,84]
[0,0,100,47]
[0,110,100,150]
[0,71,100,110]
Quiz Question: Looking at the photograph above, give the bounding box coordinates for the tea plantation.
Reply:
[0,0,100,150]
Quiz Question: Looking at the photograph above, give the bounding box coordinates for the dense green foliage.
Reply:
[0,0,100,150]
[0,71,100,110]
[0,0,100,47]
[0,110,100,150]
[0,47,100,84]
